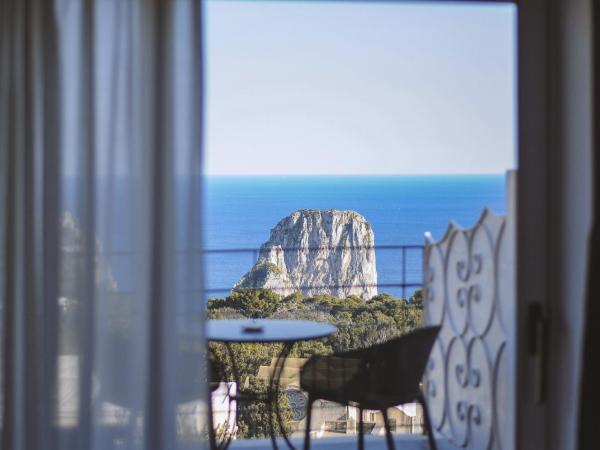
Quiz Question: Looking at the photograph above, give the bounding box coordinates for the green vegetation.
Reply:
[264,262,284,275]
[247,261,284,276]
[207,288,424,438]
[209,288,284,319]
[236,261,292,293]
[235,378,294,438]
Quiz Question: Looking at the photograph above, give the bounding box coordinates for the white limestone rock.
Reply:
[235,209,377,299]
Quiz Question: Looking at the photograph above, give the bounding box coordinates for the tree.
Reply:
[205,288,425,436]
[409,289,424,307]
[224,288,283,318]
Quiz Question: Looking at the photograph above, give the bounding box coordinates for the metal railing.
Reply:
[202,244,424,299]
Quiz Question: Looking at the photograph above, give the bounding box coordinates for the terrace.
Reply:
[201,173,516,450]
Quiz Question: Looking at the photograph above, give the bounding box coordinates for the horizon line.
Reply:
[204,172,509,177]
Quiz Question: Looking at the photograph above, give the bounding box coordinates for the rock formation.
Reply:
[235,209,377,299]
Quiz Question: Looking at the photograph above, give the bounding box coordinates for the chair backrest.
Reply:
[353,325,440,408]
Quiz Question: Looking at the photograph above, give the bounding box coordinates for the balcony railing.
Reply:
[202,244,424,299]
[204,244,428,445]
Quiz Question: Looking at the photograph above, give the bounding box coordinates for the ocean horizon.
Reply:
[61,174,507,300]
[204,174,507,299]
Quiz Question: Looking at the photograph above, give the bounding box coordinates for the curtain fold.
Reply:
[0,1,206,449]
[579,2,600,448]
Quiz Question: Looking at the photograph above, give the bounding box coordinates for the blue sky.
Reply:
[204,1,516,175]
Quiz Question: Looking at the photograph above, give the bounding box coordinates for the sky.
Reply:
[204,1,516,176]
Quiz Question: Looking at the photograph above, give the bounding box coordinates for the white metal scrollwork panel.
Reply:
[496,223,513,335]
[424,171,516,450]
[466,337,493,450]
[424,244,446,326]
[425,339,447,430]
[446,228,469,336]
[469,219,497,337]
[445,336,469,446]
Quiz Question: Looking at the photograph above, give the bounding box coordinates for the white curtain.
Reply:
[0,1,206,449]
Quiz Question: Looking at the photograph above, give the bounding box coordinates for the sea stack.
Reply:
[234,209,378,299]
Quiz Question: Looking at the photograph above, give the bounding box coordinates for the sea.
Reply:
[204,175,507,299]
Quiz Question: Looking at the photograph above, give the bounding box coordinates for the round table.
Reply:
[206,319,336,343]
[206,319,337,450]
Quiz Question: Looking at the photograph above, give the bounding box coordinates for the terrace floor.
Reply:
[228,434,452,449]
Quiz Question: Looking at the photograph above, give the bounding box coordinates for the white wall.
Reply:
[547,1,593,450]
[518,1,593,450]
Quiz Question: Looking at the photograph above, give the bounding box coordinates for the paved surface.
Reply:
[227,434,452,449]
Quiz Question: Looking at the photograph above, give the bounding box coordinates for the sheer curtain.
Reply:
[0,1,206,449]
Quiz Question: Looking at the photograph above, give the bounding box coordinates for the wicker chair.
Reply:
[299,325,440,450]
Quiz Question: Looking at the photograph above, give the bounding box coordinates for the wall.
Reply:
[547,1,593,450]
[517,1,593,449]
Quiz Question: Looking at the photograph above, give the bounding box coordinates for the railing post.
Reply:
[402,246,407,299]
